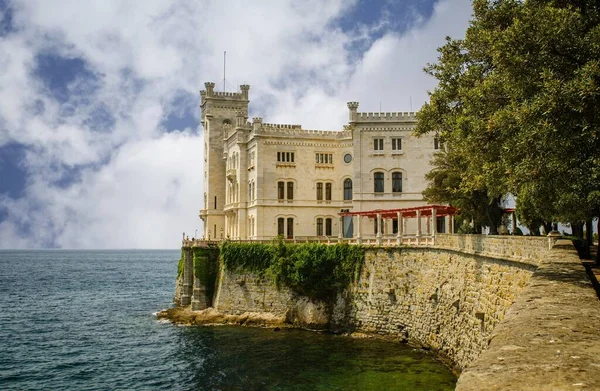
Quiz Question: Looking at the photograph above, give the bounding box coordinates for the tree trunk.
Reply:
[571,221,584,238]
[543,221,553,235]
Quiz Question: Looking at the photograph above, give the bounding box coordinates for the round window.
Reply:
[344,153,352,163]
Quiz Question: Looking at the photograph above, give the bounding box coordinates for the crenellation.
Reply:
[355,112,417,121]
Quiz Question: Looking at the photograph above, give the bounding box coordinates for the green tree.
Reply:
[417,0,600,260]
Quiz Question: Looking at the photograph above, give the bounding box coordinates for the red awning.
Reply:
[339,205,457,219]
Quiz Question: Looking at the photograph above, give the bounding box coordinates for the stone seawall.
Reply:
[333,248,536,369]
[211,246,536,370]
[173,236,600,388]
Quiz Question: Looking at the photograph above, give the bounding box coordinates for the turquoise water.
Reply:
[0,250,456,390]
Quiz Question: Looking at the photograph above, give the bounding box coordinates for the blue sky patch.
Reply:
[34,53,101,104]
[161,91,199,133]
[336,0,437,58]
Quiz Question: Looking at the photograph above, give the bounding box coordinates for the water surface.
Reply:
[0,250,456,390]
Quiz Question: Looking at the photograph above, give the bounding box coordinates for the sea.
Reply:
[0,250,456,390]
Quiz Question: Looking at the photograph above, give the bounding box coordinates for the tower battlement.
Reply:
[201,82,250,104]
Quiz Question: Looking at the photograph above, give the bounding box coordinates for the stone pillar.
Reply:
[181,247,193,306]
[511,212,517,235]
[396,212,403,245]
[431,207,437,245]
[426,216,431,235]
[356,215,362,244]
[338,216,343,242]
[376,213,382,246]
[416,210,422,245]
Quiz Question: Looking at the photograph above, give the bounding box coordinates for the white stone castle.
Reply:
[199,82,442,241]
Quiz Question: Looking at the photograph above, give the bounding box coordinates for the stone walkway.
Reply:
[456,241,600,391]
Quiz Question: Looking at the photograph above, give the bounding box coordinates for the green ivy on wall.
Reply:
[193,246,219,304]
[220,239,364,301]
[177,253,184,277]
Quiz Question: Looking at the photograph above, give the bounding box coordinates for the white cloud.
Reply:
[0,0,472,249]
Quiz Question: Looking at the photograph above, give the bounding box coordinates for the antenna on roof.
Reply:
[223,51,226,92]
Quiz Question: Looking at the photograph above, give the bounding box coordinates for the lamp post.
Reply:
[194,229,198,239]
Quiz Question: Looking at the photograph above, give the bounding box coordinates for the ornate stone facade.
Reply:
[198,83,439,240]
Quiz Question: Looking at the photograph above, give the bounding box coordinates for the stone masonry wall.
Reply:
[213,267,296,318]
[208,243,539,369]
[333,248,536,369]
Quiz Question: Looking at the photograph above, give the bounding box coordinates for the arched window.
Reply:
[316,218,323,236]
[325,183,332,200]
[392,172,402,193]
[374,172,384,193]
[343,178,352,200]
[325,218,332,236]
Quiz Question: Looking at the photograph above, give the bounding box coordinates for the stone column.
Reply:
[338,216,344,242]
[376,213,382,245]
[511,212,517,235]
[431,207,437,245]
[356,215,362,244]
[396,212,403,245]
[416,210,422,245]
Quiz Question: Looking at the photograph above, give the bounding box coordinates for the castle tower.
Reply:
[199,82,250,240]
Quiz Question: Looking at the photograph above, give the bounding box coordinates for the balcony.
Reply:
[226,168,236,181]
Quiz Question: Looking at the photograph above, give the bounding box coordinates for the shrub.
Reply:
[219,241,364,301]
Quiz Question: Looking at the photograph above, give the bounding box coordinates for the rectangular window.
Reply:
[374,172,384,193]
[374,138,384,151]
[287,217,294,238]
[316,182,323,200]
[277,152,295,163]
[315,153,333,164]
[325,183,332,201]
[325,218,332,236]
[434,137,440,150]
[343,179,352,200]
[392,138,402,151]
[278,181,284,200]
[316,218,323,236]
[278,218,285,236]
[392,172,402,193]
[287,182,294,200]
[214,196,217,209]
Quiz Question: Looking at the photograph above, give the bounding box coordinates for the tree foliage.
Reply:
[416,0,600,243]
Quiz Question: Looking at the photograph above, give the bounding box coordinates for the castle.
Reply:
[198,82,442,240]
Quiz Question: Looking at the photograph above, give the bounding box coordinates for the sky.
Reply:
[0,0,473,249]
